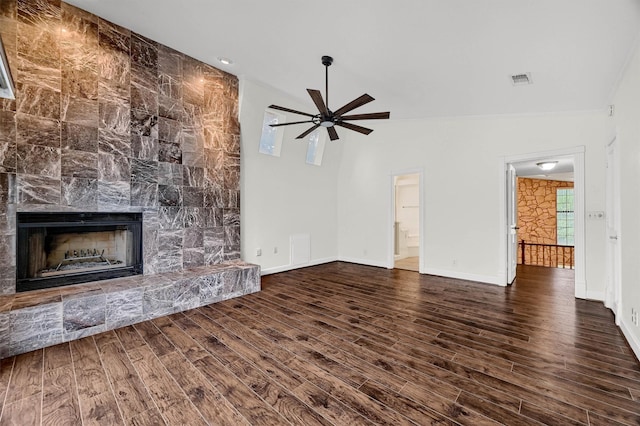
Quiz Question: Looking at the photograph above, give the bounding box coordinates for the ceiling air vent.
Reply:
[511,73,532,86]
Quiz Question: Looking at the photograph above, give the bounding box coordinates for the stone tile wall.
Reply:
[0,0,241,294]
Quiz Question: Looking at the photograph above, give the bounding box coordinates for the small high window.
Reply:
[258,110,285,156]
[306,129,326,166]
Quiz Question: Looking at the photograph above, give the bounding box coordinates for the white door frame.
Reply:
[506,164,517,284]
[499,146,586,298]
[388,168,424,273]
[605,136,622,324]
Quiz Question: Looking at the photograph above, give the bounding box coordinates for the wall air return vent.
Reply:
[511,73,532,86]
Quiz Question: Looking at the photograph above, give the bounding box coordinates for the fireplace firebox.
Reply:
[16,212,143,292]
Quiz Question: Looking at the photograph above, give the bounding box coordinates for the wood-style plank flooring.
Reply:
[394,256,419,272]
[1,262,639,425]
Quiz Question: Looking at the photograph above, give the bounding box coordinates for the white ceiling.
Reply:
[66,0,640,120]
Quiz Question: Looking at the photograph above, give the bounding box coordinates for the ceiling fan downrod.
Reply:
[322,55,333,112]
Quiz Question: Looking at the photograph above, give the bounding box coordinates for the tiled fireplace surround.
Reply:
[0,1,260,358]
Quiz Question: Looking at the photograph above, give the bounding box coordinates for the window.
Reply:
[258,110,285,156]
[557,188,574,245]
[305,129,326,166]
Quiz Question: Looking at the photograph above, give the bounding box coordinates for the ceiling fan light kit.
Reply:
[268,56,390,141]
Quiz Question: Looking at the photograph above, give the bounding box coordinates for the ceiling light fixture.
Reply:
[537,161,558,171]
[217,57,233,65]
[267,55,390,141]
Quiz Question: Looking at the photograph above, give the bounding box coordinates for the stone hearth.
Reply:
[0,261,259,359]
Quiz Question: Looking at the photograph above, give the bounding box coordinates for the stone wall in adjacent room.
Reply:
[0,0,241,294]
[517,177,574,244]
[517,177,574,267]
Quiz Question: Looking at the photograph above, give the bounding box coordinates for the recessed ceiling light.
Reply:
[217,57,233,65]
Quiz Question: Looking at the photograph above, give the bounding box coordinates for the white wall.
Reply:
[239,79,342,273]
[239,79,610,295]
[612,37,640,358]
[336,113,609,289]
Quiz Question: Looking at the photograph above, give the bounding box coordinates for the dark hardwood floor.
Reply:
[1,262,639,425]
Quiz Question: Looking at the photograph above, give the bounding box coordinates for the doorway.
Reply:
[501,147,585,298]
[391,172,422,272]
[511,158,575,272]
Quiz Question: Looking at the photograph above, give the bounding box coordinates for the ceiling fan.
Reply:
[268,56,390,141]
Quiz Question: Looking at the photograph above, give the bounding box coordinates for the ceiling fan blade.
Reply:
[327,126,339,141]
[295,124,320,139]
[268,104,316,118]
[333,94,375,116]
[307,89,329,115]
[269,120,314,127]
[340,112,390,121]
[337,121,373,135]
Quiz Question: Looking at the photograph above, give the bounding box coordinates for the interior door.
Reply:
[605,139,621,324]
[507,164,518,284]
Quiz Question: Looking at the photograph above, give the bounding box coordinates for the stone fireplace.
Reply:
[16,212,143,292]
[0,0,243,295]
[0,1,259,359]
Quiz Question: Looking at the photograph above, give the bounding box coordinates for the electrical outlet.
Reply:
[632,308,639,326]
[587,211,606,220]
[256,248,262,256]
[273,246,278,254]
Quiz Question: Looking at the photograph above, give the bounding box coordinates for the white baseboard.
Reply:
[422,268,505,286]
[260,256,338,276]
[337,256,390,269]
[575,280,587,299]
[620,318,640,362]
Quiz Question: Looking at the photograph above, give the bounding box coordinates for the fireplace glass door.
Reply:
[16,212,143,292]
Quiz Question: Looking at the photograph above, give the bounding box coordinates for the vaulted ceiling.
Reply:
[66,0,640,119]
